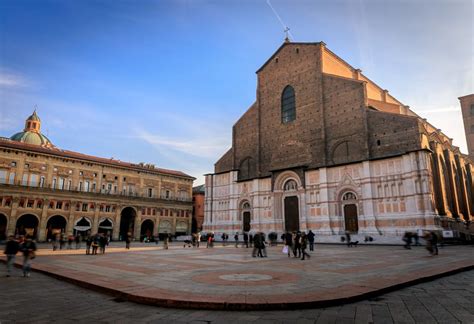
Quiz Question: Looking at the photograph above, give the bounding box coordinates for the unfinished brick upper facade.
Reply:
[205,41,474,242]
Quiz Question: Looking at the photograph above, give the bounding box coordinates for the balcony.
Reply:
[0,182,192,204]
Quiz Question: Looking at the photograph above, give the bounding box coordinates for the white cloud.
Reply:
[0,70,30,88]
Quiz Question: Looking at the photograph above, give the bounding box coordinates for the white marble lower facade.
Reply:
[203,151,448,243]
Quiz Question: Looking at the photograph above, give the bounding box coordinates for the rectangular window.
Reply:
[27,200,34,208]
[85,181,90,192]
[30,174,38,187]
[82,203,88,212]
[148,188,153,198]
[39,176,45,188]
[59,177,65,190]
[67,180,72,190]
[0,170,7,184]
[56,201,63,209]
[79,181,83,191]
[52,178,57,189]
[36,201,42,209]
[165,190,170,199]
[107,183,112,193]
[8,172,15,185]
[105,205,111,212]
[92,183,96,192]
[22,173,28,186]
[114,185,117,193]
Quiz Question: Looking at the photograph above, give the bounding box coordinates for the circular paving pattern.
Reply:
[219,273,273,281]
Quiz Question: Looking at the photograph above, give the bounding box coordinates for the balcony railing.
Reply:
[0,181,192,203]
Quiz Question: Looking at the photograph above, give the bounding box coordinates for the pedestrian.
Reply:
[99,234,106,254]
[92,235,99,255]
[300,232,311,260]
[4,235,20,277]
[284,231,293,258]
[293,232,301,258]
[260,232,267,257]
[234,232,239,248]
[21,236,37,277]
[196,232,201,248]
[252,232,263,257]
[75,234,81,249]
[125,232,132,249]
[243,232,249,248]
[85,235,92,255]
[307,230,315,251]
[221,233,227,246]
[164,233,169,249]
[426,231,439,256]
[403,232,412,249]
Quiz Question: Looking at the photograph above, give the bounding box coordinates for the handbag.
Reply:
[282,245,288,254]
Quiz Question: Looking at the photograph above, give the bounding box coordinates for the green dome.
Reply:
[10,131,53,147]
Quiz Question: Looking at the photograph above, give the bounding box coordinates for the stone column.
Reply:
[66,207,75,236]
[7,198,19,236]
[112,206,120,240]
[91,205,100,235]
[318,168,333,235]
[360,161,381,235]
[134,210,141,240]
[38,199,49,241]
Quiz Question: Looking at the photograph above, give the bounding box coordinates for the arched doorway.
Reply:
[73,217,91,238]
[98,218,113,236]
[16,214,39,238]
[342,192,359,233]
[140,219,154,242]
[176,220,188,236]
[46,215,67,241]
[119,207,136,241]
[0,213,7,241]
[283,179,299,232]
[241,201,251,232]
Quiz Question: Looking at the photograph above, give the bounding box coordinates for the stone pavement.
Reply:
[1,243,473,311]
[1,264,473,323]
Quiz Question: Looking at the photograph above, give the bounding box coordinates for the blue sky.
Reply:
[1,0,473,185]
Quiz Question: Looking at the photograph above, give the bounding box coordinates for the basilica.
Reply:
[203,41,474,243]
[0,111,194,241]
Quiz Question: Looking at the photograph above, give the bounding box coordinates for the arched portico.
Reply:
[140,219,154,241]
[0,213,7,241]
[46,215,68,241]
[98,218,114,236]
[73,217,92,237]
[119,207,136,241]
[16,214,39,239]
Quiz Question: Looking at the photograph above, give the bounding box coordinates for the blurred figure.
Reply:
[425,231,439,256]
[53,233,60,251]
[164,233,169,250]
[413,232,421,246]
[21,236,37,277]
[196,232,201,248]
[307,230,315,251]
[99,234,107,254]
[403,232,413,249]
[293,232,302,258]
[300,232,311,260]
[284,231,293,258]
[261,232,267,257]
[252,232,263,257]
[125,232,132,249]
[4,236,20,277]
[243,232,249,248]
[75,234,81,249]
[92,234,99,255]
[85,235,92,255]
[234,232,239,248]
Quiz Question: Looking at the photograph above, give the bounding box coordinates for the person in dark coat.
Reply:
[284,232,293,258]
[85,235,92,255]
[21,236,37,277]
[403,232,412,249]
[300,232,311,260]
[4,236,20,277]
[307,230,315,251]
[125,232,132,249]
[252,232,263,257]
[234,233,239,248]
[293,232,301,258]
[243,232,249,248]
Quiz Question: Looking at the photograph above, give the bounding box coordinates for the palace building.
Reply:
[0,111,194,242]
[203,41,474,243]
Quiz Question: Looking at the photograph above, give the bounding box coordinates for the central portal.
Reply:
[243,212,251,232]
[284,196,299,232]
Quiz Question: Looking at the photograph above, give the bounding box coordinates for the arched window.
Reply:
[284,179,298,191]
[342,192,357,200]
[242,202,251,210]
[281,85,296,123]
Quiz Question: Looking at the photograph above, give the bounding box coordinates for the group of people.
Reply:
[4,235,37,277]
[283,230,314,260]
[51,233,83,251]
[403,231,439,255]
[85,233,110,255]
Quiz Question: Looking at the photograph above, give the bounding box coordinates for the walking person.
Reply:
[21,236,37,278]
[307,230,315,251]
[125,232,132,249]
[243,232,249,248]
[92,234,99,255]
[403,232,412,249]
[260,232,267,257]
[75,234,81,249]
[4,236,20,277]
[284,232,293,258]
[196,232,201,248]
[234,232,239,248]
[99,234,106,254]
[252,232,263,257]
[300,232,311,260]
[164,233,169,250]
[85,235,92,255]
[293,232,302,258]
